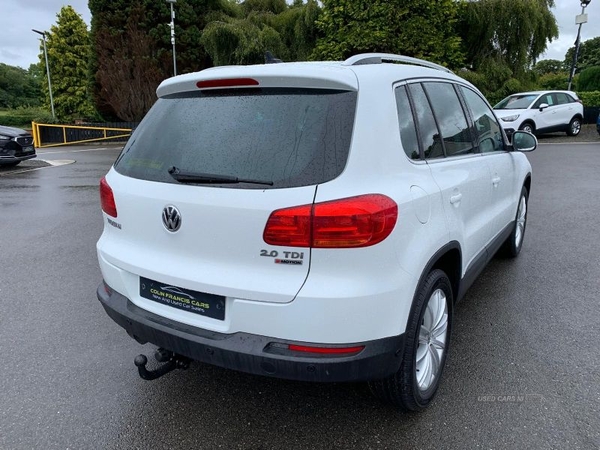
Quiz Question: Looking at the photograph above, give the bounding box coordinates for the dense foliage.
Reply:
[564,37,600,74]
[578,67,600,92]
[201,0,320,65]
[89,0,237,120]
[313,0,463,68]
[0,63,41,109]
[456,0,558,103]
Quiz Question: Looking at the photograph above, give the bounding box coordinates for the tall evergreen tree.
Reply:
[89,0,237,120]
[41,6,96,120]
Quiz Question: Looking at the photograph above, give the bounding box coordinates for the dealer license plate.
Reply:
[139,277,225,320]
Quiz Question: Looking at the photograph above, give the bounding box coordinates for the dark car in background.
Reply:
[0,125,36,167]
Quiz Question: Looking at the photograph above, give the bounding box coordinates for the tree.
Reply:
[94,3,166,121]
[578,66,600,92]
[90,0,238,120]
[0,63,41,109]
[312,0,463,68]
[564,36,600,75]
[533,59,564,76]
[457,0,558,76]
[41,6,96,120]
[201,0,321,66]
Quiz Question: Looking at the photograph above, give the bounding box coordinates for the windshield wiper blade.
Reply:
[168,166,273,186]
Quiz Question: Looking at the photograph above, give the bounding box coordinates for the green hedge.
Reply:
[0,107,57,129]
[577,91,600,107]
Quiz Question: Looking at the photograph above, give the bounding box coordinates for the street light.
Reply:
[567,0,592,91]
[166,0,177,76]
[32,29,56,119]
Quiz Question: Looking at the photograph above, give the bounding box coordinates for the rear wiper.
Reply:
[168,166,273,186]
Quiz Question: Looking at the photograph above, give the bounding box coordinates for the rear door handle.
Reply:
[492,176,501,187]
[450,193,462,204]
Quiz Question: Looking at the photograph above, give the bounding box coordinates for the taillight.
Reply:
[100,176,117,218]
[263,194,397,248]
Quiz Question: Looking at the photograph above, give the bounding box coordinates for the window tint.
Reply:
[114,88,357,189]
[423,82,474,157]
[395,86,420,160]
[554,93,570,105]
[408,84,444,159]
[461,87,505,153]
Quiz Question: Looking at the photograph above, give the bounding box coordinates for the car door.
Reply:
[408,81,494,271]
[531,92,558,131]
[553,92,576,128]
[460,86,518,237]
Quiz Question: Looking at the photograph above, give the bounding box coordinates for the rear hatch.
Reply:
[102,77,357,304]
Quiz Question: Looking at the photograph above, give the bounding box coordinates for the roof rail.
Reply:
[342,53,454,74]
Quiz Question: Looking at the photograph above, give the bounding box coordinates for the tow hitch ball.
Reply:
[134,348,191,381]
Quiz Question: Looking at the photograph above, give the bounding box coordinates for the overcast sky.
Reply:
[1,0,599,70]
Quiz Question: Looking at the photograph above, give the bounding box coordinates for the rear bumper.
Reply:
[97,282,405,382]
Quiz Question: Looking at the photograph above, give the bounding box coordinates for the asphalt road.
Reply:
[1,143,599,449]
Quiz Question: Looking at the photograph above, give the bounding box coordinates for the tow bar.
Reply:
[134,348,191,381]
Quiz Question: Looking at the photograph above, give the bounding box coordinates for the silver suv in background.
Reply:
[494,90,583,138]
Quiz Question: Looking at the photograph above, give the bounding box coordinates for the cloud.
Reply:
[541,0,599,61]
[0,0,91,69]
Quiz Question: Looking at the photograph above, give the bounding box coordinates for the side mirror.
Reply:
[512,131,537,152]
[538,103,549,111]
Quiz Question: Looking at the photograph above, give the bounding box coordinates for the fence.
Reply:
[31,122,136,148]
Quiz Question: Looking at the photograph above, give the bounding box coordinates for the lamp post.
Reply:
[166,0,177,76]
[32,29,55,119]
[567,0,592,91]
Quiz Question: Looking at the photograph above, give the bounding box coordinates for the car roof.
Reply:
[509,90,577,97]
[156,54,474,98]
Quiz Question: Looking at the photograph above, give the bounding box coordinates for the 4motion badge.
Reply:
[260,249,304,265]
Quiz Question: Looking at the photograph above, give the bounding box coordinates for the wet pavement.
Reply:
[1,143,599,449]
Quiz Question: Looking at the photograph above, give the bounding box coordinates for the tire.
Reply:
[519,122,535,134]
[369,269,453,411]
[567,117,581,136]
[500,186,528,258]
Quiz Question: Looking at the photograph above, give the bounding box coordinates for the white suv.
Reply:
[97,53,536,411]
[494,90,584,137]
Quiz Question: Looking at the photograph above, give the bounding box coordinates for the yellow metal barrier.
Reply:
[31,122,132,148]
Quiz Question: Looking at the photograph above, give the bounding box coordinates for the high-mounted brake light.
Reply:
[100,176,117,218]
[196,78,259,89]
[263,194,398,248]
[288,344,365,355]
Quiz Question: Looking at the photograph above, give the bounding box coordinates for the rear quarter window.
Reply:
[114,88,357,189]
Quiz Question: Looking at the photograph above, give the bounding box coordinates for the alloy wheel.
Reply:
[416,288,448,392]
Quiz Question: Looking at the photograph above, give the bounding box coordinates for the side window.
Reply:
[408,84,444,159]
[533,94,553,108]
[554,93,569,105]
[423,82,474,157]
[460,87,505,153]
[395,86,421,160]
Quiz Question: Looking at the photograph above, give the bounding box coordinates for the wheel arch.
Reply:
[415,242,462,307]
[520,120,536,132]
[523,173,532,196]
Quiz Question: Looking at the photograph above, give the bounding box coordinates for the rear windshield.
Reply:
[114,88,357,189]
[494,94,537,110]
